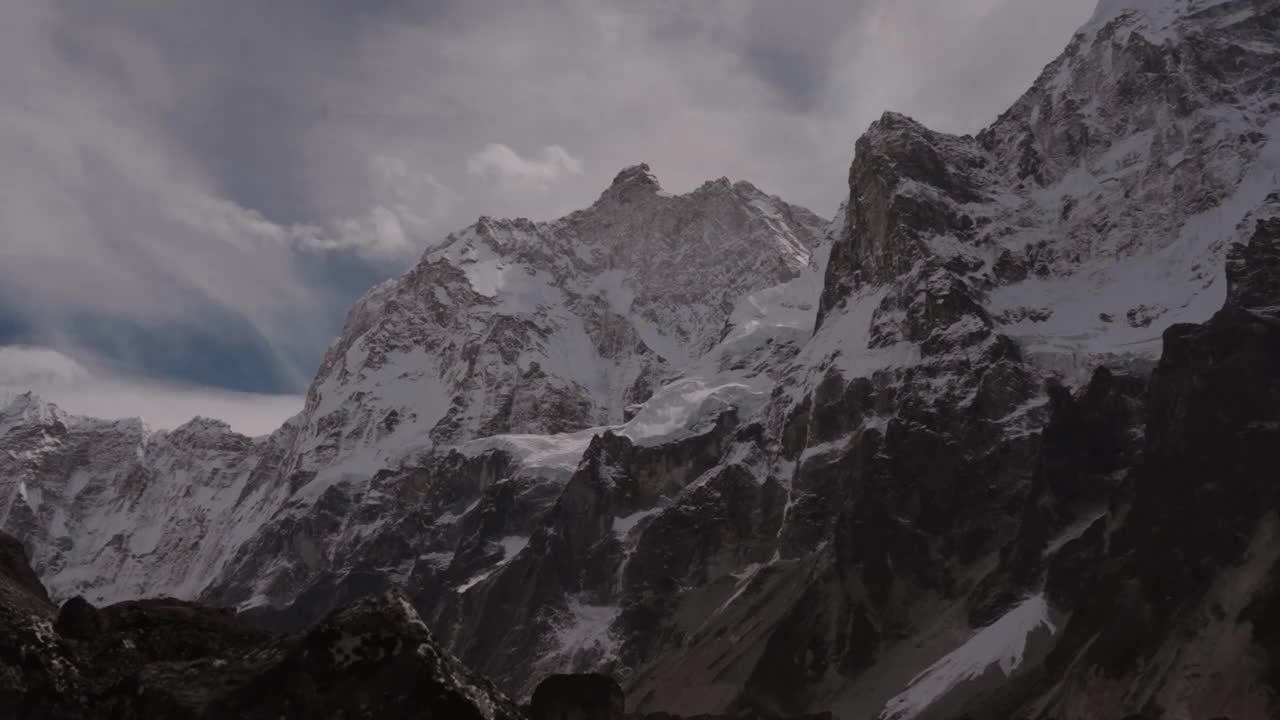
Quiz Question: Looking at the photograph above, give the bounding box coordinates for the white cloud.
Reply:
[0,346,91,387]
[466,143,584,191]
[0,346,301,436]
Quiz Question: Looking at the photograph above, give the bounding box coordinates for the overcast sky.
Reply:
[0,0,1096,431]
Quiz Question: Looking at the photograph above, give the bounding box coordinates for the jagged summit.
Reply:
[0,392,67,433]
[817,0,1280,381]
[597,162,795,208]
[0,390,41,416]
[594,162,664,205]
[870,110,926,130]
[171,416,234,432]
[1084,0,1242,37]
[0,393,218,440]
[606,162,660,188]
[282,162,826,468]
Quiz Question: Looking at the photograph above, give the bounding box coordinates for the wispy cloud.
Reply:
[467,144,584,191]
[0,346,301,436]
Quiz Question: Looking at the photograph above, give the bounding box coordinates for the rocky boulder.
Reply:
[0,531,48,605]
[531,674,624,720]
[0,530,522,720]
[113,593,523,719]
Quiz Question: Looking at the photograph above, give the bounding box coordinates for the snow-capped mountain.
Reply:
[0,392,302,605]
[0,169,828,613]
[294,165,823,472]
[3,0,1279,718]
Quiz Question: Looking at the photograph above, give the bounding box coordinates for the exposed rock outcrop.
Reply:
[1030,196,1280,719]
[0,530,522,720]
[531,674,625,720]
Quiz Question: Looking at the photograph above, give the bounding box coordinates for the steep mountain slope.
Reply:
[745,1,1280,716]
[426,0,1280,713]
[0,395,301,605]
[0,171,826,613]
[199,170,828,622]
[2,0,1279,718]
[294,165,821,470]
[1023,198,1280,720]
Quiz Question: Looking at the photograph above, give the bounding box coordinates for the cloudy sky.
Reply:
[0,0,1095,432]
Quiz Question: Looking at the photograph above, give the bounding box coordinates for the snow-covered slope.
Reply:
[0,392,300,604]
[977,0,1280,380]
[881,595,1058,720]
[294,166,823,471]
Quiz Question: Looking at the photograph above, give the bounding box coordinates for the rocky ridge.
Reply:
[0,528,524,719]
[1,527,833,719]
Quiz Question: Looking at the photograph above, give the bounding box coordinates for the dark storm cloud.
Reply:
[739,1,871,112]
[50,0,409,222]
[0,0,1097,407]
[0,0,448,393]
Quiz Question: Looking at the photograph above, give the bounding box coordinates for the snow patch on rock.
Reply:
[880,595,1058,720]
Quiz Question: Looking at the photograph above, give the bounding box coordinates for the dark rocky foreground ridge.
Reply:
[0,529,525,719]
[1,528,831,719]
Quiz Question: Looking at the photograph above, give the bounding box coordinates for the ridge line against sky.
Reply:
[0,0,1094,431]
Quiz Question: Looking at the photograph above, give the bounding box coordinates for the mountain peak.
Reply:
[1,390,39,411]
[610,162,656,183]
[599,163,662,202]
[1084,0,1236,39]
[0,391,57,423]
[172,415,236,435]
[875,110,920,128]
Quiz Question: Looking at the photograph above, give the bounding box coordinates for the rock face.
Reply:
[1027,205,1280,719]
[530,674,625,720]
[0,529,523,719]
[3,0,1280,718]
